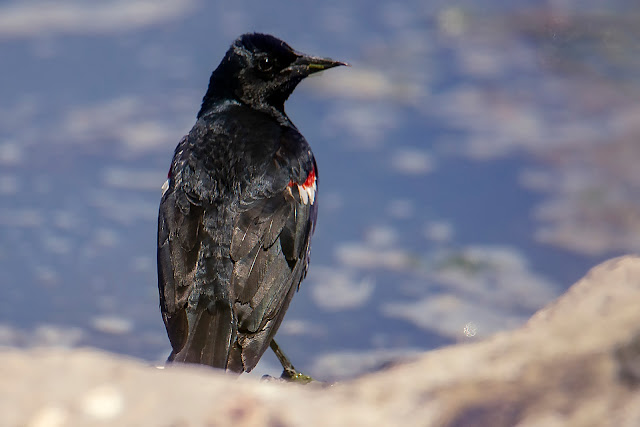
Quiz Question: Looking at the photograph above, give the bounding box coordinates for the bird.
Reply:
[157,33,346,377]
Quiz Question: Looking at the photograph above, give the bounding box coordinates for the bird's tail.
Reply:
[167,292,240,371]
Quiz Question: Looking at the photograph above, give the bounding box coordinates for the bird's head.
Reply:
[199,33,346,117]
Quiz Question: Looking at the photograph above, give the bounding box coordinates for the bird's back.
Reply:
[158,102,315,372]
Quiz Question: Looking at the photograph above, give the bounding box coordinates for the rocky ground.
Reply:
[2,255,640,427]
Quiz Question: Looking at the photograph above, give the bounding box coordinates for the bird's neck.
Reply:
[252,102,294,128]
[199,94,294,129]
[198,68,294,126]
[198,65,238,118]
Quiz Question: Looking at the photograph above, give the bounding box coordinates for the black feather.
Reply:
[157,33,344,373]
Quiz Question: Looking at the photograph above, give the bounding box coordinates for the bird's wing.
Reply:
[227,165,317,372]
[157,130,240,368]
[159,179,244,369]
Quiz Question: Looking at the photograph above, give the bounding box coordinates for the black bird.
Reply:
[157,33,345,376]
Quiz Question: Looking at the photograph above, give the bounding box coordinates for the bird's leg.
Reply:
[269,339,314,383]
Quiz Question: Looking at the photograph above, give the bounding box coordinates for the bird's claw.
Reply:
[280,369,314,384]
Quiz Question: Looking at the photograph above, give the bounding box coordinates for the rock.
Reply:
[2,255,640,426]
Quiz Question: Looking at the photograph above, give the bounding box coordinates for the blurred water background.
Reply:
[1,0,639,379]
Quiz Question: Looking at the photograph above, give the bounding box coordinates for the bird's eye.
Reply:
[257,55,273,72]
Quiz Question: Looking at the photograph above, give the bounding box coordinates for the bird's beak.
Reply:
[291,54,349,74]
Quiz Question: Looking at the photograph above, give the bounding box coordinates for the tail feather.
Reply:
[168,295,237,370]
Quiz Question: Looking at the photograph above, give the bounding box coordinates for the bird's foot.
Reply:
[280,368,314,384]
[269,338,314,384]
[261,370,314,384]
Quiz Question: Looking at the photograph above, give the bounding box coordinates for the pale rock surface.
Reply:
[2,256,640,426]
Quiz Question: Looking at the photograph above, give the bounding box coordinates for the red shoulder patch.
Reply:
[288,168,317,205]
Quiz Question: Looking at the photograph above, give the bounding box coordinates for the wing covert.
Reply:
[228,179,316,370]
